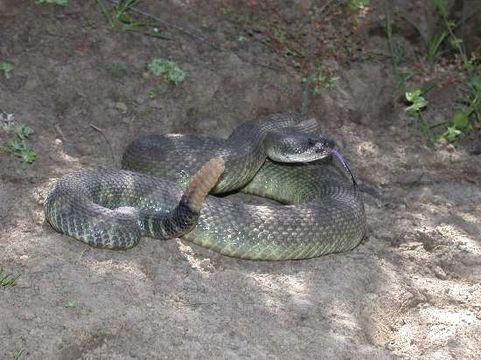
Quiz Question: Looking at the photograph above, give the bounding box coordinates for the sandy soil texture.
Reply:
[1,1,480,359]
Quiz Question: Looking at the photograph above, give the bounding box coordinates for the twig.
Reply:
[89,123,116,166]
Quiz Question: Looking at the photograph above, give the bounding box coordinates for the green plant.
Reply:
[107,61,126,77]
[148,58,186,85]
[384,15,414,90]
[302,64,339,95]
[438,75,481,142]
[405,88,429,116]
[1,122,37,164]
[11,349,24,360]
[419,0,468,68]
[0,269,19,287]
[434,0,468,67]
[346,0,370,10]
[426,30,448,64]
[36,0,68,5]
[274,29,286,44]
[0,61,13,79]
[464,75,481,123]
[96,0,166,38]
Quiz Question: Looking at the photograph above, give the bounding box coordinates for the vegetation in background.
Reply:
[148,58,186,85]
[0,269,19,287]
[346,0,370,11]
[439,75,481,142]
[36,0,68,5]
[383,0,480,144]
[107,61,127,77]
[1,121,37,165]
[0,61,13,79]
[302,64,339,94]
[384,15,413,90]
[11,350,24,360]
[405,88,429,118]
[96,0,166,38]
[431,0,469,69]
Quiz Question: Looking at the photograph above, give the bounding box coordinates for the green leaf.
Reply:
[148,58,186,85]
[36,0,68,5]
[441,126,462,142]
[450,111,469,130]
[434,0,448,18]
[20,147,37,164]
[0,61,13,79]
[405,89,422,102]
[469,75,481,92]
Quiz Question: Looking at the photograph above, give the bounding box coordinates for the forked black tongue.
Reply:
[331,149,357,186]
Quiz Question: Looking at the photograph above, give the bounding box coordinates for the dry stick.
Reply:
[89,123,116,166]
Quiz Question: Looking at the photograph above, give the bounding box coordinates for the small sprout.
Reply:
[0,269,19,287]
[302,64,339,94]
[346,0,370,10]
[36,0,69,5]
[440,126,462,143]
[12,349,24,360]
[65,301,78,309]
[1,121,37,165]
[148,58,186,85]
[274,30,286,43]
[0,62,13,79]
[108,61,126,77]
[404,89,428,115]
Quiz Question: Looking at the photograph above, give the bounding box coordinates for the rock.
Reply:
[114,102,128,113]
[395,170,425,186]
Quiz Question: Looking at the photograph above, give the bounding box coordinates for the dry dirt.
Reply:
[1,1,480,359]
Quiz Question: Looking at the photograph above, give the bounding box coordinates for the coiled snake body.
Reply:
[44,113,366,260]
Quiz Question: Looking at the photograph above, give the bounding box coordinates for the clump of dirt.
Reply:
[1,1,480,359]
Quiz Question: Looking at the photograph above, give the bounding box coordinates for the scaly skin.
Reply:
[44,113,366,259]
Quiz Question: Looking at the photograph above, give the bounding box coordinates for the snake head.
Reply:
[265,132,336,163]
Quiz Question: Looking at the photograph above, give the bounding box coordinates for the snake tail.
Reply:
[44,158,225,249]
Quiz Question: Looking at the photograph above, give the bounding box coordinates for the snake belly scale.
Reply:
[44,113,366,260]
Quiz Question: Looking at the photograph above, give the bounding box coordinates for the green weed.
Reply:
[96,0,166,38]
[405,89,429,116]
[11,350,24,360]
[1,122,37,164]
[64,301,78,309]
[434,0,468,68]
[384,15,414,90]
[438,75,481,142]
[148,58,186,85]
[274,29,286,44]
[426,30,448,64]
[0,269,19,287]
[346,0,370,10]
[418,0,469,68]
[36,0,68,5]
[0,61,13,79]
[302,64,339,95]
[464,75,481,122]
[107,61,126,77]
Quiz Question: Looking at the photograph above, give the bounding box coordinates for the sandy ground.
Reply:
[1,1,480,359]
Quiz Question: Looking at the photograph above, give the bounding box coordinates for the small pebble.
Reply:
[114,102,128,113]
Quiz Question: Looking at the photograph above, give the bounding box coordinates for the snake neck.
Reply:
[212,112,320,193]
